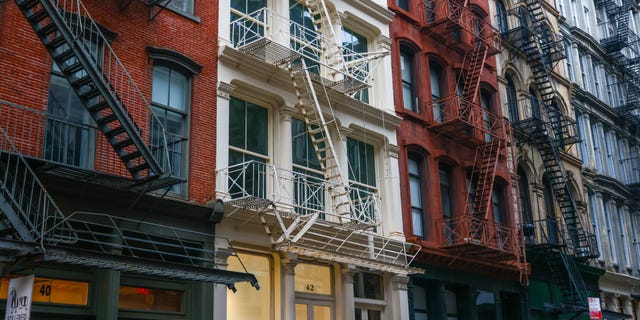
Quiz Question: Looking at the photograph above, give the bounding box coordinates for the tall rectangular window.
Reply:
[605,200,618,264]
[290,0,320,73]
[343,28,369,103]
[228,253,272,319]
[229,97,268,198]
[347,138,377,223]
[230,0,267,46]
[151,66,190,194]
[588,193,604,259]
[44,39,100,169]
[430,63,444,122]
[408,154,425,238]
[565,40,574,81]
[591,122,603,172]
[617,205,632,268]
[604,128,616,178]
[401,49,416,112]
[439,164,454,243]
[292,118,325,216]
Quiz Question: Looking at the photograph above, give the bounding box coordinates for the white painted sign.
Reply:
[588,297,603,320]
[4,275,34,320]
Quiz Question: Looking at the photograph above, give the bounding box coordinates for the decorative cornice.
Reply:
[217,82,236,100]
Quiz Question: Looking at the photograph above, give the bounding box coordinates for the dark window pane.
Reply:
[246,102,268,155]
[229,97,246,149]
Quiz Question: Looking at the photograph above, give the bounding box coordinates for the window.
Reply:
[506,76,519,122]
[44,38,100,169]
[604,127,616,177]
[119,286,184,312]
[631,213,640,271]
[575,111,589,163]
[292,118,325,216]
[588,193,604,260]
[408,153,426,238]
[565,40,574,81]
[542,175,559,245]
[517,168,533,225]
[290,0,321,73]
[412,285,428,320]
[354,272,384,320]
[617,205,632,268]
[397,0,409,11]
[439,164,454,243]
[347,138,377,222]
[591,122,603,172]
[430,63,444,122]
[228,97,268,198]
[400,47,417,112]
[475,290,497,319]
[151,65,190,193]
[592,60,601,98]
[529,88,540,119]
[444,288,459,320]
[230,0,267,46]
[343,28,369,103]
[578,50,587,88]
[228,252,272,319]
[605,199,618,264]
[480,91,493,142]
[496,0,508,33]
[167,0,194,15]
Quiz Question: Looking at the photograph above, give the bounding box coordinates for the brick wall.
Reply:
[0,0,218,204]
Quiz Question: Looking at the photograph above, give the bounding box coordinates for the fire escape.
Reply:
[0,0,258,287]
[597,0,640,218]
[419,0,527,281]
[502,0,598,313]
[222,1,420,272]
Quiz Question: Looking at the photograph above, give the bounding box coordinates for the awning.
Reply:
[603,310,632,320]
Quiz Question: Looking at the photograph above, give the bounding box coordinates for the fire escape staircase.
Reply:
[600,0,630,53]
[517,0,596,312]
[16,0,182,192]
[0,124,258,287]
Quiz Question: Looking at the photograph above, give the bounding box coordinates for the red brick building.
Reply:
[0,0,255,318]
[388,0,528,318]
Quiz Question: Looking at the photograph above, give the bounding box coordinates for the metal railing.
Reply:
[229,8,384,88]
[0,124,77,246]
[523,219,599,259]
[439,215,519,255]
[428,95,507,141]
[46,0,177,177]
[0,101,187,181]
[419,0,502,54]
[218,160,380,226]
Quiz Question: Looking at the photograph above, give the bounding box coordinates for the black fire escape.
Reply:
[502,0,599,314]
[0,0,258,288]
[597,0,640,201]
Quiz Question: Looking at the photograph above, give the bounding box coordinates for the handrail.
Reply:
[48,0,174,177]
[427,95,507,141]
[440,215,519,254]
[218,160,380,226]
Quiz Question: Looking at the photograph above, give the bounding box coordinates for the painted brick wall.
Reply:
[0,0,218,205]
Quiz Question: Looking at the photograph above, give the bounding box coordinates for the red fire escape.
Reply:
[420,0,527,282]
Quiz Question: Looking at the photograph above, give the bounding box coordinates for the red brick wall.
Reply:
[0,0,218,204]
[389,0,518,273]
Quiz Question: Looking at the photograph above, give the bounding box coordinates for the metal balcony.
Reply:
[419,0,502,55]
[523,219,599,260]
[229,8,385,95]
[439,215,520,261]
[427,95,507,145]
[216,160,421,273]
[0,100,187,191]
[511,98,547,140]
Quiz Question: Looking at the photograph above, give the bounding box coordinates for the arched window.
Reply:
[430,62,445,121]
[506,75,519,122]
[517,167,533,225]
[542,174,559,244]
[408,153,428,238]
[529,87,541,119]
[480,90,493,141]
[439,163,454,243]
[492,184,504,224]
[400,46,417,112]
[496,0,508,33]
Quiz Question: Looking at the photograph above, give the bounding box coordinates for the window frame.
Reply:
[400,46,417,113]
[408,152,428,238]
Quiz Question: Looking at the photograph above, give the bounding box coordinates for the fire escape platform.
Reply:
[439,216,520,262]
[223,196,421,274]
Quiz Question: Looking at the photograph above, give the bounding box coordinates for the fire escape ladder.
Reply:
[471,139,501,219]
[16,0,180,190]
[504,120,529,285]
[546,251,589,312]
[303,0,346,76]
[290,60,353,218]
[461,44,488,104]
[600,0,630,52]
[0,127,77,246]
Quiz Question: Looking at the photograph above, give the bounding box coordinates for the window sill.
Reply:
[164,6,201,24]
[400,109,429,125]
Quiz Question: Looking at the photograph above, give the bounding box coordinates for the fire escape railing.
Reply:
[440,215,519,258]
[16,0,185,191]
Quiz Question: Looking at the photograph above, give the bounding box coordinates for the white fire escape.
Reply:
[219,1,420,273]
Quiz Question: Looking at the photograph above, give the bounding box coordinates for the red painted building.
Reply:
[388,0,528,318]
[0,0,255,317]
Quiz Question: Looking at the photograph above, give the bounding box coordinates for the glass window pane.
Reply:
[296,304,308,319]
[152,66,170,105]
[353,272,383,299]
[118,286,184,312]
[410,177,423,207]
[475,290,496,320]
[229,97,246,149]
[314,305,331,320]
[294,263,331,295]
[246,102,268,155]
[169,70,187,111]
[228,253,272,319]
